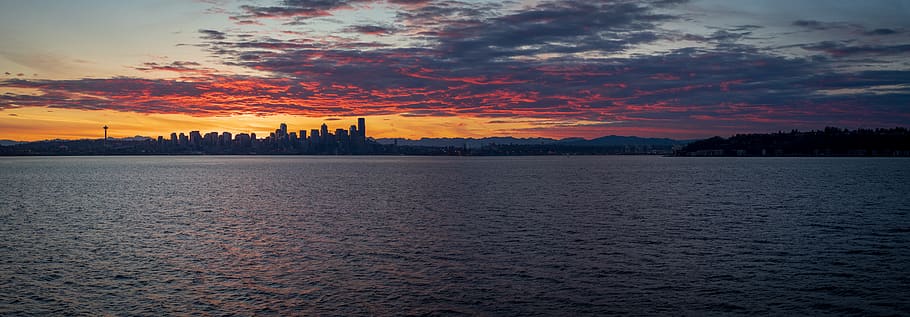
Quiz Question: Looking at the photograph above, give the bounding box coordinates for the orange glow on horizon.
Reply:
[0,107,625,141]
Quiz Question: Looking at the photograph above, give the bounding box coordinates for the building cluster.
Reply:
[153,118,371,154]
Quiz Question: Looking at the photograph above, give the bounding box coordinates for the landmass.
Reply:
[675,127,910,156]
[4,126,909,157]
[0,135,685,156]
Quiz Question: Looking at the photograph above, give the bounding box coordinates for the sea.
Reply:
[1,156,908,316]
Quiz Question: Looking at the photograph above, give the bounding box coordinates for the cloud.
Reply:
[792,20,904,37]
[343,24,397,36]
[1,0,909,137]
[199,29,227,40]
[865,28,900,36]
[800,41,910,57]
[233,0,372,20]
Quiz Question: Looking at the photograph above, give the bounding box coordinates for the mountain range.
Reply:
[375,135,688,149]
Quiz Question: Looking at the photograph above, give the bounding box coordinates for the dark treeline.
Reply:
[676,127,910,156]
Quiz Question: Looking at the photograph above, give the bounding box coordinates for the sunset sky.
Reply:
[1,0,909,141]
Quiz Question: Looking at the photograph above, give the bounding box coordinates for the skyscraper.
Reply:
[279,123,288,137]
[320,123,329,144]
[189,131,202,146]
[310,129,320,145]
[357,118,365,138]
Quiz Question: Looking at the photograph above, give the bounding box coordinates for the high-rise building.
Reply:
[189,131,202,146]
[320,123,329,141]
[204,132,218,145]
[279,123,288,137]
[235,133,251,147]
[222,132,232,146]
[299,130,307,142]
[310,129,320,144]
[357,117,365,138]
[336,128,348,143]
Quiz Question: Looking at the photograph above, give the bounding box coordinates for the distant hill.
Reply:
[558,135,684,147]
[376,137,560,148]
[376,135,687,148]
[0,140,23,146]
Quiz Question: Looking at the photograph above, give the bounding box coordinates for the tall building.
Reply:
[279,123,288,137]
[222,132,232,146]
[320,123,329,144]
[310,129,320,144]
[189,131,202,146]
[204,132,218,145]
[236,133,251,147]
[357,118,365,138]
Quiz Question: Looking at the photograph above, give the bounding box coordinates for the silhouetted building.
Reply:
[236,133,251,147]
[189,131,202,147]
[310,129,320,145]
[222,132,232,146]
[320,123,329,144]
[204,132,218,145]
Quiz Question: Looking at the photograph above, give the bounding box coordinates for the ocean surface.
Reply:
[1,156,909,316]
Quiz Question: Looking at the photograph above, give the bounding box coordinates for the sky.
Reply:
[0,0,908,141]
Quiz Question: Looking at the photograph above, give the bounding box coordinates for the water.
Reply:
[1,156,908,316]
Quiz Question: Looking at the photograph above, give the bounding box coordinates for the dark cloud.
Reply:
[793,19,840,30]
[865,28,900,36]
[343,24,397,36]
[801,41,910,57]
[388,0,431,5]
[134,61,215,77]
[1,0,909,137]
[199,29,227,40]
[234,0,373,20]
[793,20,904,37]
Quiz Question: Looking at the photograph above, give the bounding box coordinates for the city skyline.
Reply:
[150,117,368,148]
[1,1,909,141]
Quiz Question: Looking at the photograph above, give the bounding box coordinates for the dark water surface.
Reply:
[1,156,909,316]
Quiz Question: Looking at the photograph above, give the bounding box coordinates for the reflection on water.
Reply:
[1,156,909,315]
